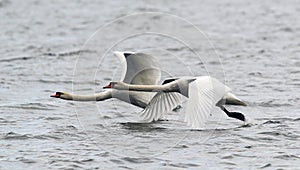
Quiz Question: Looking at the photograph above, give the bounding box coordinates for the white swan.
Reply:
[104,76,247,128]
[51,51,161,108]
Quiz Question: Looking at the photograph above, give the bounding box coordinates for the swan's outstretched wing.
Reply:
[185,76,231,128]
[113,52,162,107]
[114,52,161,85]
[139,78,184,121]
[139,92,184,122]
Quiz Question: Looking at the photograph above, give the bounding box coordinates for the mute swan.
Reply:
[51,52,161,108]
[103,76,248,128]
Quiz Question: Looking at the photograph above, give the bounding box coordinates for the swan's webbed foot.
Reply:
[226,111,245,121]
[219,106,245,122]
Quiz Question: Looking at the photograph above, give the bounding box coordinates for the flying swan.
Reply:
[51,52,162,108]
[103,76,248,128]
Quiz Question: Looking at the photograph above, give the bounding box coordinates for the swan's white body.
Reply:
[51,52,161,108]
[106,76,247,128]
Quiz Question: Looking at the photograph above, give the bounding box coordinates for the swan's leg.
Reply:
[219,105,245,122]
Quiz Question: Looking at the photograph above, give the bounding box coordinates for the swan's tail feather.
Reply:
[223,92,247,106]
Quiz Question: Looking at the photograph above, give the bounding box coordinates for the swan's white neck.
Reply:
[115,82,180,93]
[126,84,165,92]
[59,91,112,102]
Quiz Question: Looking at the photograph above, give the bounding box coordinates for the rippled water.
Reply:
[1,0,299,169]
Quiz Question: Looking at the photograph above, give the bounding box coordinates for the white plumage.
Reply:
[106,76,247,129]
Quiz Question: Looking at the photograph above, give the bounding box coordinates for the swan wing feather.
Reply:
[114,52,161,85]
[185,76,231,128]
[140,92,184,122]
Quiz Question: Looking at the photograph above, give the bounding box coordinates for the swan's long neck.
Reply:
[126,84,165,92]
[117,83,179,93]
[61,91,112,101]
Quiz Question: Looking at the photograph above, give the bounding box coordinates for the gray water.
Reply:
[1,0,299,169]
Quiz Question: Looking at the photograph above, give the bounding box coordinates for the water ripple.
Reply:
[260,163,272,169]
[122,157,153,164]
[2,132,31,140]
[274,154,300,160]
[43,49,94,57]
[3,103,56,111]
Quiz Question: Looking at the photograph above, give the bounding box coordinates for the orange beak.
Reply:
[103,84,112,89]
[50,93,60,98]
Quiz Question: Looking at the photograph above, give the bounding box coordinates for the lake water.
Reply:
[0,0,299,169]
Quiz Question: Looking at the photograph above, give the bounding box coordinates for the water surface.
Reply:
[0,0,299,169]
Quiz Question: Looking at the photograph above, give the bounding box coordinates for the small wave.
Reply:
[0,56,34,63]
[43,49,94,57]
[167,163,199,168]
[110,159,123,164]
[262,120,281,124]
[102,116,112,119]
[208,61,221,65]
[33,79,97,85]
[117,166,132,169]
[174,144,189,149]
[2,132,31,140]
[221,155,234,159]
[257,136,280,141]
[293,118,300,121]
[120,122,166,132]
[232,153,257,158]
[122,157,153,164]
[66,125,78,130]
[278,27,293,33]
[0,118,16,124]
[80,158,94,163]
[44,117,64,120]
[93,123,105,129]
[258,101,292,107]
[245,84,256,88]
[290,70,300,74]
[239,123,254,128]
[0,50,94,63]
[33,134,62,140]
[261,117,298,124]
[248,72,263,76]
[258,131,299,138]
[220,161,236,166]
[241,136,257,141]
[260,163,272,169]
[166,47,186,52]
[32,79,73,84]
[274,154,300,160]
[2,132,63,140]
[16,157,36,164]
[9,103,55,111]
[258,49,266,54]
[47,125,84,140]
[241,135,280,142]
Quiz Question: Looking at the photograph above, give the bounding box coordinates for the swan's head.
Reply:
[50,92,72,100]
[103,82,127,90]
